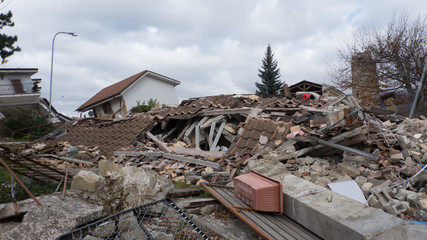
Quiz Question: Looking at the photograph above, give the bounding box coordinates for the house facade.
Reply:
[0,68,41,116]
[77,70,180,119]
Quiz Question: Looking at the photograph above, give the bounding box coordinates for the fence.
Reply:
[56,198,210,240]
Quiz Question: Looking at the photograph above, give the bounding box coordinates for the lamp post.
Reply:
[48,32,77,122]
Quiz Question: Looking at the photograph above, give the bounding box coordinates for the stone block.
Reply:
[406,192,421,208]
[277,174,406,240]
[418,199,427,211]
[355,176,368,187]
[337,162,360,178]
[71,170,105,193]
[390,153,405,162]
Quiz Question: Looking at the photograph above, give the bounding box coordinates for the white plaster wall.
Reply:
[94,97,122,118]
[0,74,34,94]
[123,76,179,110]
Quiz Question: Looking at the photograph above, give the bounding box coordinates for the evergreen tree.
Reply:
[255,44,283,94]
[0,11,20,64]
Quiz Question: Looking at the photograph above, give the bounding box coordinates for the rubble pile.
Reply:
[19,141,103,169]
[254,116,427,221]
[5,86,426,223]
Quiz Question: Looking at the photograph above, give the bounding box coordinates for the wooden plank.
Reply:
[223,123,236,134]
[211,121,226,151]
[184,120,199,137]
[195,117,210,149]
[200,115,225,129]
[177,120,192,141]
[162,153,220,169]
[146,131,172,153]
[162,126,177,140]
[300,106,334,113]
[208,121,216,148]
[114,151,163,157]
[173,146,225,159]
[32,154,95,166]
[319,93,347,110]
[201,108,252,116]
[263,107,301,112]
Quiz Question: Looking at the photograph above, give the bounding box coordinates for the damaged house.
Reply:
[76,70,181,119]
[0,68,41,116]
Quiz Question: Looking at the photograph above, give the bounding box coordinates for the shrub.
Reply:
[0,107,54,140]
[130,99,157,113]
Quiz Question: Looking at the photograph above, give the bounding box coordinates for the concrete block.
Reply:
[385,200,408,215]
[276,174,406,240]
[367,194,382,209]
[406,192,421,208]
[372,189,394,210]
[395,189,410,201]
[337,162,360,178]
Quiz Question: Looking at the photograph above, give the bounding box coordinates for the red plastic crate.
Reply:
[234,171,283,213]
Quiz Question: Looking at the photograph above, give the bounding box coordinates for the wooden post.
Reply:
[62,168,68,200]
[146,131,172,153]
[0,157,42,207]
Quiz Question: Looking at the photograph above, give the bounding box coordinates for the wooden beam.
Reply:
[146,131,172,153]
[200,115,226,129]
[177,120,192,141]
[162,153,220,169]
[208,121,216,149]
[300,106,334,113]
[211,121,226,152]
[319,94,347,110]
[195,117,210,149]
[114,151,163,157]
[184,120,199,137]
[173,146,225,159]
[33,154,95,166]
[162,126,178,140]
[201,108,252,116]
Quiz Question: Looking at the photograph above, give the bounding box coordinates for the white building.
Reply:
[77,70,180,118]
[0,68,41,116]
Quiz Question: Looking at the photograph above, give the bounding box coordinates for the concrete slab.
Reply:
[274,174,407,240]
[405,222,427,240]
[191,215,261,240]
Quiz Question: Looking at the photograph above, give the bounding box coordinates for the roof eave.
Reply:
[76,94,122,112]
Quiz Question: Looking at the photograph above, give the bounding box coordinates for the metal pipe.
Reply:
[409,59,427,118]
[0,157,43,207]
[48,32,77,122]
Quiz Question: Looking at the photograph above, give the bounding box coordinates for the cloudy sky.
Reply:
[1,0,426,116]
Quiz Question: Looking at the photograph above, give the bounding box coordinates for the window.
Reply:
[102,102,113,114]
[11,79,24,94]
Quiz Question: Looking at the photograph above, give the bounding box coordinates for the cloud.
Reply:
[1,0,425,116]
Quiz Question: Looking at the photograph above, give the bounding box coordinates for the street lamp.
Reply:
[48,32,77,122]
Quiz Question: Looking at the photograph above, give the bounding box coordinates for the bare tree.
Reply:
[330,12,427,108]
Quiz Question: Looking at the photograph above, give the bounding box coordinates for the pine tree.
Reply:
[255,44,283,94]
[0,11,21,64]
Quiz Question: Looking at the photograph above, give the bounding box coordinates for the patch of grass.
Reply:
[0,167,59,204]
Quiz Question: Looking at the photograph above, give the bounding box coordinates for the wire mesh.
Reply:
[56,198,210,240]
